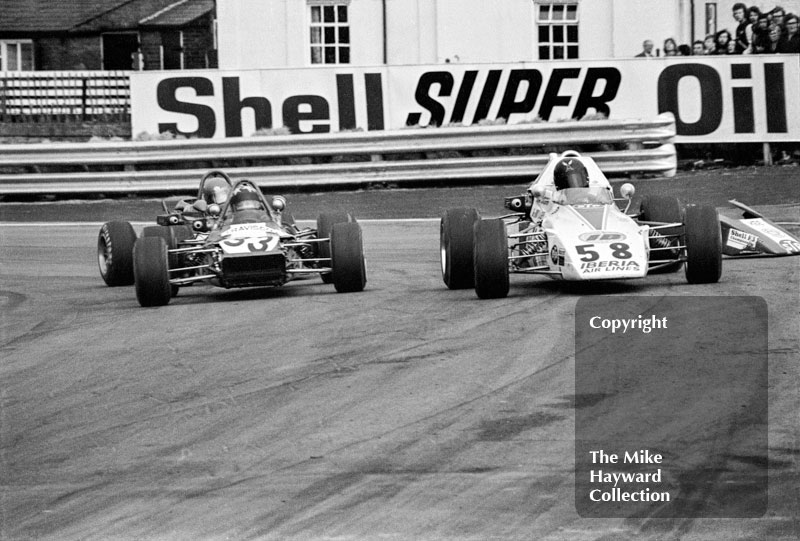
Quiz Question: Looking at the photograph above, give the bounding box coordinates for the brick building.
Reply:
[0,0,216,71]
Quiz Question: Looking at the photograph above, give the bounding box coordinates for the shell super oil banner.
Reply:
[130,56,800,143]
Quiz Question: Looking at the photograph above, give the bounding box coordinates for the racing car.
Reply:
[440,151,722,299]
[719,199,800,258]
[97,170,236,287]
[131,179,366,306]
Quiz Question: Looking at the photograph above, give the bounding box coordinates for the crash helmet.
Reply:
[202,177,231,205]
[229,184,264,212]
[553,158,590,190]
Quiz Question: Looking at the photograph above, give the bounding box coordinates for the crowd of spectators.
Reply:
[636,4,800,56]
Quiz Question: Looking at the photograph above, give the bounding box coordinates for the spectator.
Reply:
[770,6,786,29]
[636,39,655,57]
[747,6,762,26]
[777,13,800,52]
[732,3,750,53]
[714,29,734,53]
[703,34,718,54]
[692,40,705,55]
[764,23,782,53]
[663,37,679,56]
[751,13,772,53]
[677,43,692,56]
[744,6,762,51]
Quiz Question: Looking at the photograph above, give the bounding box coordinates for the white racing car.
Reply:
[440,151,722,298]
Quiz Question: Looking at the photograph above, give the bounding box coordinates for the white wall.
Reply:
[580,0,615,59]
[217,0,289,69]
[604,0,681,58]
[216,0,800,70]
[434,0,531,63]
[347,0,385,65]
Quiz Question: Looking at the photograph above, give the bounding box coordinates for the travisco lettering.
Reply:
[154,62,788,138]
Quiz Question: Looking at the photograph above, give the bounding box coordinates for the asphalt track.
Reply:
[1,169,798,540]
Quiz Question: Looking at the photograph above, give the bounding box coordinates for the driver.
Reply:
[553,157,590,190]
[202,177,232,206]
[228,184,270,224]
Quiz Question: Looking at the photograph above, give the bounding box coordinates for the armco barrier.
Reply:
[0,113,676,195]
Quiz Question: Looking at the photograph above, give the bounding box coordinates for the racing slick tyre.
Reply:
[330,222,366,293]
[317,212,355,284]
[142,225,192,296]
[97,221,137,287]
[440,208,480,289]
[133,237,172,307]
[684,204,722,284]
[473,219,509,299]
[639,195,683,273]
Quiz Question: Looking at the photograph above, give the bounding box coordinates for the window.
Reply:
[1,40,34,71]
[162,31,183,70]
[102,33,139,70]
[705,3,717,36]
[535,2,579,60]
[309,2,350,64]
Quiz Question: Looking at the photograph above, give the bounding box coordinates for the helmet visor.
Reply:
[235,200,262,211]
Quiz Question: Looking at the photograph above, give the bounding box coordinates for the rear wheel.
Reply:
[316,212,355,284]
[133,237,172,307]
[97,221,137,286]
[684,205,722,284]
[142,225,191,296]
[331,222,366,293]
[473,219,509,299]
[440,208,479,289]
[640,195,683,273]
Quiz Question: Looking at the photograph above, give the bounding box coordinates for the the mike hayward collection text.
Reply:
[588,449,671,503]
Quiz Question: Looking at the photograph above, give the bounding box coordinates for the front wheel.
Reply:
[330,222,366,293]
[141,225,191,296]
[684,205,722,284]
[473,219,509,299]
[316,212,355,284]
[440,208,479,289]
[133,237,172,307]
[97,221,137,286]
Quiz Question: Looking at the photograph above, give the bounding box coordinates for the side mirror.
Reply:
[620,183,635,199]
[531,185,545,199]
[193,199,208,212]
[271,196,286,212]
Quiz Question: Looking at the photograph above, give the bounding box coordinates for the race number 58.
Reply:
[576,243,631,262]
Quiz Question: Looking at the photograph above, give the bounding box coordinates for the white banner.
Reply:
[131,57,800,143]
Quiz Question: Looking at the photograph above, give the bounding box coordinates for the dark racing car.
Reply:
[131,179,366,306]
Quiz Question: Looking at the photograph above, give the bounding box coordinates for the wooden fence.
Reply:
[0,71,130,123]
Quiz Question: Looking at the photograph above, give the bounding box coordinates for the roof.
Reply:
[0,0,212,33]
[0,0,132,32]
[140,0,214,26]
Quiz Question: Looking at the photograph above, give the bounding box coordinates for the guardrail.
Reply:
[0,113,676,195]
